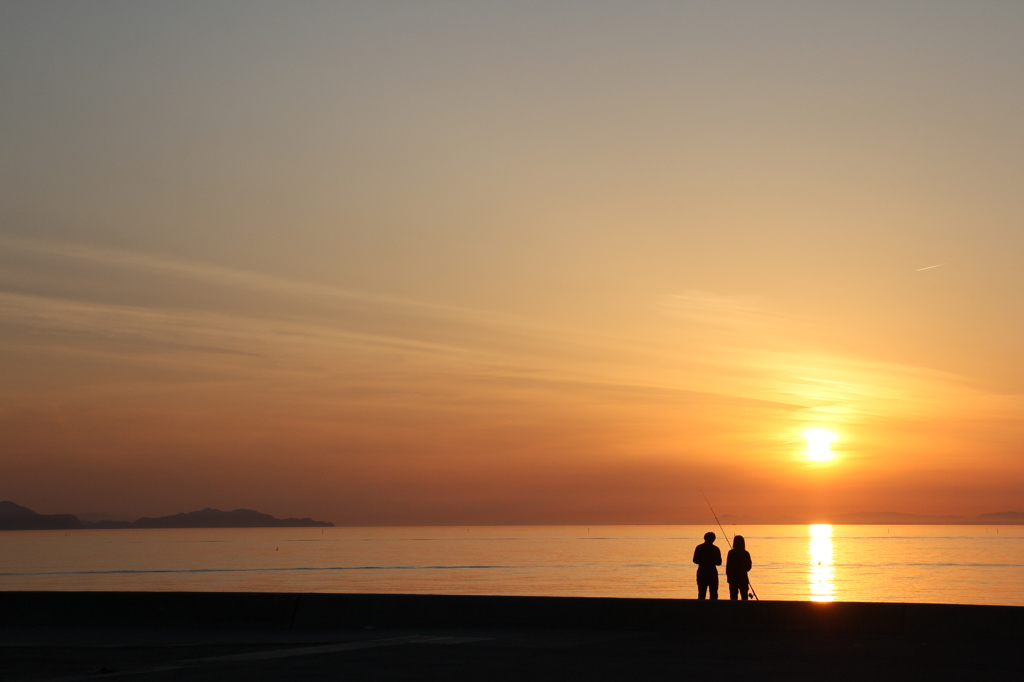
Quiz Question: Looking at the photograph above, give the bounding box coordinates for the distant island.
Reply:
[821,511,1024,525]
[92,508,334,529]
[0,502,333,530]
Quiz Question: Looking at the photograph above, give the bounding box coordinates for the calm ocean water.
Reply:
[1,525,1022,606]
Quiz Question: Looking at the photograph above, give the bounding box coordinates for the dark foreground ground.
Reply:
[2,624,1020,682]
[1,592,1020,681]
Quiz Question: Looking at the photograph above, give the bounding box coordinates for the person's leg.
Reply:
[709,578,719,600]
[741,582,749,601]
[697,578,707,599]
[729,583,738,600]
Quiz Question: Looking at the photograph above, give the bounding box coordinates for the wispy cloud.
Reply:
[0,235,512,321]
[0,239,717,400]
[0,238,989,428]
[0,236,643,363]
[1,237,1012,437]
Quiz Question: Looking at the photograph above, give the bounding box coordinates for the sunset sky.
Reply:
[2,1,1023,524]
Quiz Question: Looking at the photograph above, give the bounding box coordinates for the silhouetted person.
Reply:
[726,534,752,600]
[692,531,722,599]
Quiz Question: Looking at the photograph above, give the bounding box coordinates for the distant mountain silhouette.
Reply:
[821,511,1024,525]
[0,502,332,530]
[974,511,1024,524]
[0,501,82,530]
[86,507,333,529]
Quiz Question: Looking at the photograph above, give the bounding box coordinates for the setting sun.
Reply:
[803,428,838,462]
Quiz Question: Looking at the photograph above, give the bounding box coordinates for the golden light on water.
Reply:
[803,428,838,462]
[808,523,835,602]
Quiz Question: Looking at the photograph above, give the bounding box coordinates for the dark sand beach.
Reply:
[1,592,1020,681]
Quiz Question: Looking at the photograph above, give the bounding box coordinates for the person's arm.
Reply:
[745,551,752,572]
[715,546,722,566]
[692,546,701,565]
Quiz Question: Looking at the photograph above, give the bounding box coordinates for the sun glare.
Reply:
[803,428,838,462]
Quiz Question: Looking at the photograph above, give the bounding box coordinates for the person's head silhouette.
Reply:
[734,535,745,551]
[704,531,716,543]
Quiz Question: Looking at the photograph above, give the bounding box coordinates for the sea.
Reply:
[2,525,1022,606]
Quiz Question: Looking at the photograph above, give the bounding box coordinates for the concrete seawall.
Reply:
[2,591,1021,639]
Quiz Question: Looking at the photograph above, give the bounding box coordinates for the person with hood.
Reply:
[726,534,753,600]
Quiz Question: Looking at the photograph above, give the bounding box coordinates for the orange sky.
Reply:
[2,2,1023,523]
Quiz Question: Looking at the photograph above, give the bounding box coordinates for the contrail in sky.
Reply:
[915,263,946,272]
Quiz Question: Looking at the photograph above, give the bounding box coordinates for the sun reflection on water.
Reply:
[808,524,835,602]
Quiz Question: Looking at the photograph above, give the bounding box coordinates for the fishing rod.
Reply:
[700,491,759,601]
